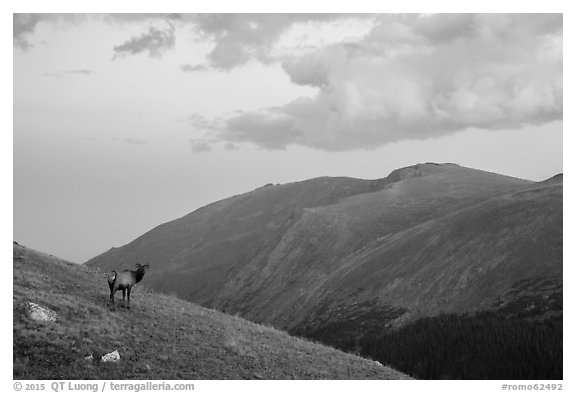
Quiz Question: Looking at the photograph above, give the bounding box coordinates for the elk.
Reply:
[108,263,150,309]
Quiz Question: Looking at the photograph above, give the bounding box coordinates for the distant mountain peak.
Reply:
[387,165,424,182]
[252,163,466,194]
[86,161,554,340]
[386,162,457,182]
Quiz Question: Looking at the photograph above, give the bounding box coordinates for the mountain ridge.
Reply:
[292,177,562,328]
[82,162,562,379]
[85,163,558,331]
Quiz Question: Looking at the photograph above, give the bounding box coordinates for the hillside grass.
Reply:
[13,244,409,380]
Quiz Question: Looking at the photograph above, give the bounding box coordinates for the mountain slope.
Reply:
[86,176,381,302]
[82,163,561,379]
[285,175,562,379]
[13,243,409,379]
[86,163,534,328]
[293,176,562,332]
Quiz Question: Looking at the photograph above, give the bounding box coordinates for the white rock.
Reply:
[101,350,120,363]
[26,302,58,322]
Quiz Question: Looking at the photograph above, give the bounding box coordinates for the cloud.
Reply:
[14,14,91,49]
[190,14,370,70]
[187,114,220,132]
[14,13,563,152]
[13,13,179,58]
[106,13,181,23]
[113,24,175,59]
[14,13,369,68]
[14,14,43,49]
[190,139,212,153]
[67,69,93,75]
[180,63,209,72]
[42,69,94,78]
[224,108,300,150]
[218,14,562,151]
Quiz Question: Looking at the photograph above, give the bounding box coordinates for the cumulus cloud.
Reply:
[91,12,365,77]
[106,13,181,23]
[225,108,300,150]
[15,13,369,68]
[14,14,43,49]
[113,24,175,59]
[218,14,562,151]
[190,14,368,70]
[190,139,212,153]
[14,14,92,49]
[16,13,563,151]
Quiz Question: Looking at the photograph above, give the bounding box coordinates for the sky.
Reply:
[12,13,563,263]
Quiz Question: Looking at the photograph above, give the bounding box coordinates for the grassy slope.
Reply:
[13,244,409,380]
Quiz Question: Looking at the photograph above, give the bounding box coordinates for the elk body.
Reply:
[108,263,150,309]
